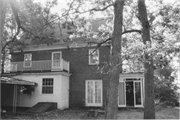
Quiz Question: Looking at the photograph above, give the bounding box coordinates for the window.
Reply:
[89,49,99,65]
[52,52,62,68]
[42,78,54,94]
[85,80,102,106]
[24,53,32,67]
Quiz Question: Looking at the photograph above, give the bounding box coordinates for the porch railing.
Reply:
[10,59,70,72]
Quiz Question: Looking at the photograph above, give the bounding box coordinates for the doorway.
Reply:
[118,78,143,107]
[126,81,134,106]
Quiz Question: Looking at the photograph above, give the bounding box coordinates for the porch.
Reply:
[10,59,70,72]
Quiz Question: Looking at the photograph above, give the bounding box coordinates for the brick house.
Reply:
[2,41,144,109]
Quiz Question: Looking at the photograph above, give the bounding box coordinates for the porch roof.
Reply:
[0,77,36,85]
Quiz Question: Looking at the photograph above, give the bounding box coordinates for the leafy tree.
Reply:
[138,0,155,118]
[154,64,179,106]
[0,0,7,76]
[105,0,124,118]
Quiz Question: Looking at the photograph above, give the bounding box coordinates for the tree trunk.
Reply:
[105,0,124,119]
[1,51,5,73]
[138,0,155,119]
[0,0,6,76]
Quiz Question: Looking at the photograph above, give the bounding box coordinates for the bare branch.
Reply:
[70,3,114,15]
[87,29,142,51]
[2,28,20,51]
[122,29,141,35]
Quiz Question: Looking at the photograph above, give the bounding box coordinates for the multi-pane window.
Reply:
[52,52,61,68]
[42,78,54,94]
[86,80,102,106]
[89,49,99,65]
[24,53,32,67]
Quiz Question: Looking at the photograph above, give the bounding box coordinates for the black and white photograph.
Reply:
[0,0,180,119]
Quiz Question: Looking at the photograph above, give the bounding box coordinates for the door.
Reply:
[86,80,102,106]
[134,81,143,107]
[52,52,61,68]
[118,82,126,107]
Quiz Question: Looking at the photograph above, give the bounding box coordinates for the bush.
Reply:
[154,66,179,107]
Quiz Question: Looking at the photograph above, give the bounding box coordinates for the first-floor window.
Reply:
[85,80,102,106]
[42,78,54,94]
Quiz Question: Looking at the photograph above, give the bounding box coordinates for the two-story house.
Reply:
[2,41,145,110]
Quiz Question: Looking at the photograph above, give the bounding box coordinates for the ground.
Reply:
[1,107,179,119]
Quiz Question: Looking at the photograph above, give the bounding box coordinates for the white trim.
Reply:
[118,76,144,108]
[51,51,62,69]
[15,71,71,77]
[134,81,143,107]
[12,43,109,53]
[85,80,102,107]
[41,78,54,94]
[23,53,32,68]
[88,49,99,65]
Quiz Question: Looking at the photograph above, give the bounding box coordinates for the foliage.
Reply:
[22,85,35,96]
[154,65,179,106]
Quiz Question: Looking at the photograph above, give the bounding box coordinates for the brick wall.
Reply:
[11,45,111,108]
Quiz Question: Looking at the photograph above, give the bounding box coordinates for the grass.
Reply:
[1,107,179,119]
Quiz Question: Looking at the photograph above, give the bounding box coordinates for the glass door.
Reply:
[134,81,143,107]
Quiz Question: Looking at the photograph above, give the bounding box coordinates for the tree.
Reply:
[0,0,7,76]
[154,64,179,106]
[138,0,155,119]
[105,0,124,118]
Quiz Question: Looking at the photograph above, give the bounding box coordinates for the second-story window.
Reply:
[24,53,32,67]
[52,52,62,68]
[89,49,99,65]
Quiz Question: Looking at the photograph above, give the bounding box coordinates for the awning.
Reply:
[0,77,36,85]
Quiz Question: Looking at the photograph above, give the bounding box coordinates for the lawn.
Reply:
[1,107,179,119]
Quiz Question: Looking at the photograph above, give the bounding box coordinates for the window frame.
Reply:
[42,78,54,94]
[52,51,62,68]
[88,49,99,65]
[85,80,103,106]
[23,53,32,68]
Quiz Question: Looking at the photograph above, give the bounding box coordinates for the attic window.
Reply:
[23,53,32,67]
[89,49,99,65]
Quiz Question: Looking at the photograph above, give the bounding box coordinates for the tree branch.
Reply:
[9,0,26,32]
[1,28,20,51]
[87,29,142,50]
[71,3,114,15]
[122,29,141,35]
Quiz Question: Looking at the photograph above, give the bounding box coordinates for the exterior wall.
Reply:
[11,45,111,108]
[60,75,69,109]
[61,46,110,108]
[9,45,146,108]
[12,73,69,109]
